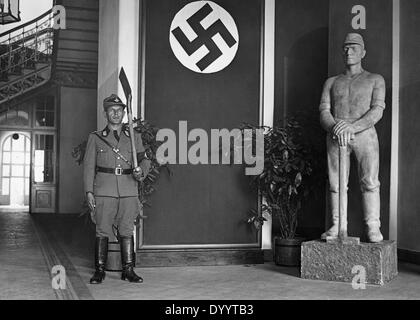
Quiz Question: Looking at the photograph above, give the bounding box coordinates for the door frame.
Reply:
[0,130,32,207]
[29,130,57,213]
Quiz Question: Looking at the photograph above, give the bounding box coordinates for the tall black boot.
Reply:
[120,236,143,283]
[90,237,108,284]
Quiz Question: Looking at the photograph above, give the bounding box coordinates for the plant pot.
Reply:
[105,236,136,272]
[105,241,122,272]
[274,237,304,267]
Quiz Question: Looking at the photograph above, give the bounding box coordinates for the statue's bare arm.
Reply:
[319,77,338,133]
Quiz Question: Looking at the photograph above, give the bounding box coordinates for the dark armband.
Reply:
[137,151,150,162]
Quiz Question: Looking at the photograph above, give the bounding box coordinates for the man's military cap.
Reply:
[103,94,126,111]
[343,33,365,49]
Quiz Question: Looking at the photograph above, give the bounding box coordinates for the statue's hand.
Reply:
[333,121,355,147]
[337,131,355,147]
[332,120,352,136]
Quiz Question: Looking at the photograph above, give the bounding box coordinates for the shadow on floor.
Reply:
[32,213,95,267]
[4,211,420,299]
[32,213,307,279]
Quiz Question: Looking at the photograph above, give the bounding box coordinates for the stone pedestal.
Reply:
[301,240,398,285]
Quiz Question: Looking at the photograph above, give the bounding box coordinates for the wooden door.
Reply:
[30,132,56,213]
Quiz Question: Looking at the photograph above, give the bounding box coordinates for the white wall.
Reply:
[97,0,119,130]
[97,0,140,130]
[261,0,275,250]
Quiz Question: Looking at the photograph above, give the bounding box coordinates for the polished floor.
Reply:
[1,210,420,300]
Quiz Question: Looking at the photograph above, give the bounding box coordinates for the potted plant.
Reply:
[240,119,317,266]
[130,118,171,213]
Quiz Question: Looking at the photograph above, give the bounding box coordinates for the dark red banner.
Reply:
[142,0,262,247]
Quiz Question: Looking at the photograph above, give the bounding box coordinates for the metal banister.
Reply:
[0,9,54,106]
[0,9,52,39]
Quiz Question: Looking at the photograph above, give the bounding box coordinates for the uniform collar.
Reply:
[101,126,110,137]
[102,125,128,137]
[122,124,130,137]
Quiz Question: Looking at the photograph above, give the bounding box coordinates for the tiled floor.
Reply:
[1,210,420,300]
[0,211,56,300]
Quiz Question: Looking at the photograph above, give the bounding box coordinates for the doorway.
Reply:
[30,131,56,213]
[0,94,57,213]
[0,132,31,210]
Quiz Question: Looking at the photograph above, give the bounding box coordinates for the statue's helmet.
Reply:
[343,33,365,49]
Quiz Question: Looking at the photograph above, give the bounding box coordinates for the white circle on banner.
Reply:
[169,1,239,74]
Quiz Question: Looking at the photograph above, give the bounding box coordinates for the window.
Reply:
[34,134,54,183]
[0,103,31,127]
[1,134,31,196]
[0,95,56,129]
[35,96,55,127]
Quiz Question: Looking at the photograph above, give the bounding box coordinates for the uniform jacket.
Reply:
[83,126,151,197]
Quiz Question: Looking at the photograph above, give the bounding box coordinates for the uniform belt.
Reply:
[96,166,133,175]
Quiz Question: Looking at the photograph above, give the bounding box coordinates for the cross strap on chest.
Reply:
[94,132,132,167]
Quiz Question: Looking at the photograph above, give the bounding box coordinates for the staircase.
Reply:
[0,9,54,107]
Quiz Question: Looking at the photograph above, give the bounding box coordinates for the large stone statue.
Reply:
[319,33,386,243]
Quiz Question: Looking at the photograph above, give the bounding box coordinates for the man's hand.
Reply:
[86,192,96,211]
[332,120,355,147]
[86,192,96,222]
[132,166,144,182]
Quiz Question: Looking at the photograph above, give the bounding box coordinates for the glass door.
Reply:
[30,132,56,213]
[0,132,31,208]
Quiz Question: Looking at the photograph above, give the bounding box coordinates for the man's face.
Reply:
[104,105,125,125]
[342,44,366,66]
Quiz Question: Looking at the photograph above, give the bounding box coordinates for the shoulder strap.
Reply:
[94,133,132,167]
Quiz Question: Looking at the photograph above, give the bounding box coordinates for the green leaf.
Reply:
[295,172,302,188]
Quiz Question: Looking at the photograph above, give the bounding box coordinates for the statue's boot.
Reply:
[90,237,108,284]
[120,236,143,283]
[362,192,383,243]
[321,192,347,239]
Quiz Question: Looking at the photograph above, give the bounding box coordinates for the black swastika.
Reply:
[172,3,237,71]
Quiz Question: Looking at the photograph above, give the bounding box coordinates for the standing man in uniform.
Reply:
[84,94,151,284]
[319,33,386,243]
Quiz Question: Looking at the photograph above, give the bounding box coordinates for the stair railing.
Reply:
[0,9,54,81]
[0,9,55,105]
